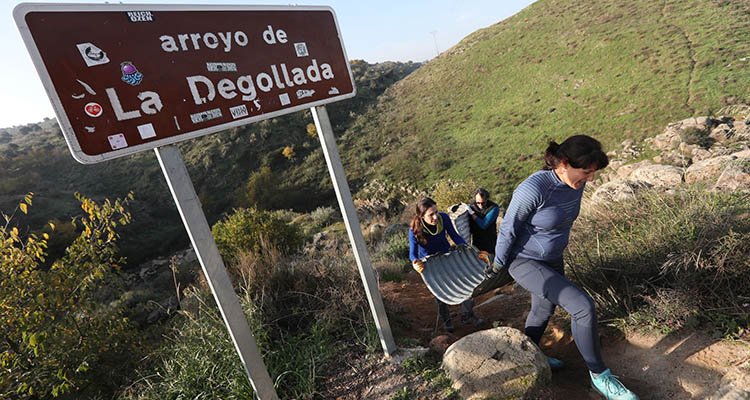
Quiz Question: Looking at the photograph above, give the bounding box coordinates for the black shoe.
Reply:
[461,315,486,327]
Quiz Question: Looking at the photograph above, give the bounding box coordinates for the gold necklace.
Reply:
[421,217,442,236]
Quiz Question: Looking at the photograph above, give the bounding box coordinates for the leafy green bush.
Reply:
[211,207,303,261]
[245,166,282,210]
[0,193,137,398]
[568,189,750,336]
[290,206,339,237]
[376,230,409,261]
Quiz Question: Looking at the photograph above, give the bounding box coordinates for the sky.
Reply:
[0,0,536,128]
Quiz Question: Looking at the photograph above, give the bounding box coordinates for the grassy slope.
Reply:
[340,0,750,202]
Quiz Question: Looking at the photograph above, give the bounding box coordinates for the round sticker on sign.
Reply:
[84,102,103,117]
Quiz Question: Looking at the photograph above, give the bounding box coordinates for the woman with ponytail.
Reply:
[486,135,638,400]
[408,197,484,332]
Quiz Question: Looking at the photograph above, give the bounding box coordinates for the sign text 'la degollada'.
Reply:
[15,5,355,163]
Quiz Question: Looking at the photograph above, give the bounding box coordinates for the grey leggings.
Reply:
[508,257,606,373]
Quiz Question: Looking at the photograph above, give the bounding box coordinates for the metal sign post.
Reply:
[155,145,278,400]
[15,3,398,395]
[312,106,397,356]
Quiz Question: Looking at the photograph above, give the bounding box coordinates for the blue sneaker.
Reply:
[547,356,564,371]
[590,369,639,400]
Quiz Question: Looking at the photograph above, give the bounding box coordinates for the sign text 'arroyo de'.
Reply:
[15,4,355,163]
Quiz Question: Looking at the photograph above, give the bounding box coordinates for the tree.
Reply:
[245,166,281,210]
[0,192,136,398]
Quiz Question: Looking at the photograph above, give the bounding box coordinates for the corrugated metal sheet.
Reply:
[447,203,471,244]
[420,244,486,305]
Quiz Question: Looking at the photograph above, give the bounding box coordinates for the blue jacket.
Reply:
[409,212,467,261]
[494,169,584,266]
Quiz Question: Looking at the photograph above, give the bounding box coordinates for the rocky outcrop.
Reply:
[442,327,550,400]
[591,180,640,203]
[593,111,750,201]
[685,155,736,185]
[629,164,684,188]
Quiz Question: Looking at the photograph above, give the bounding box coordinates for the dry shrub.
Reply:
[569,188,750,335]
[218,235,369,337]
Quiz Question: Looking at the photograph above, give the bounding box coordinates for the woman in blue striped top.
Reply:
[488,135,638,400]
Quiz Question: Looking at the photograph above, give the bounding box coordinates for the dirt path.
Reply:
[324,272,750,399]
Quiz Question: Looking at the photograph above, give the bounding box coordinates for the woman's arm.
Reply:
[408,229,420,261]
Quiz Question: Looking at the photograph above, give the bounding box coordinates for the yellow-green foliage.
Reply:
[305,123,317,138]
[281,145,296,160]
[211,207,303,261]
[0,193,136,398]
[430,178,478,210]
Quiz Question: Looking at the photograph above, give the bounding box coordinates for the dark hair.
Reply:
[474,188,490,201]
[543,134,609,170]
[410,197,437,245]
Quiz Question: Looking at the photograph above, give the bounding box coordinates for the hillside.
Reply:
[337,0,750,201]
[0,60,420,265]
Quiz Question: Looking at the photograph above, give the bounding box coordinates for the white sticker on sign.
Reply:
[279,93,291,106]
[294,42,309,57]
[190,108,223,124]
[137,123,157,139]
[296,89,315,99]
[76,43,110,67]
[207,62,238,72]
[229,104,249,119]
[108,133,128,149]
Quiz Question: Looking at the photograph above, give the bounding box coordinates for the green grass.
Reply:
[400,354,459,399]
[335,0,750,202]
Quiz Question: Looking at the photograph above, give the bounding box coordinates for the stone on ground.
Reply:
[442,327,550,400]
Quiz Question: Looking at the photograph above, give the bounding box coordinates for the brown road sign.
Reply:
[14,4,356,164]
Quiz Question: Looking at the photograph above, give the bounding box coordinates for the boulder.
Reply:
[685,155,734,185]
[714,165,750,192]
[678,142,701,155]
[709,123,733,143]
[629,164,684,188]
[443,327,550,400]
[691,147,713,162]
[615,160,652,180]
[734,122,750,141]
[591,180,639,203]
[713,150,750,192]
